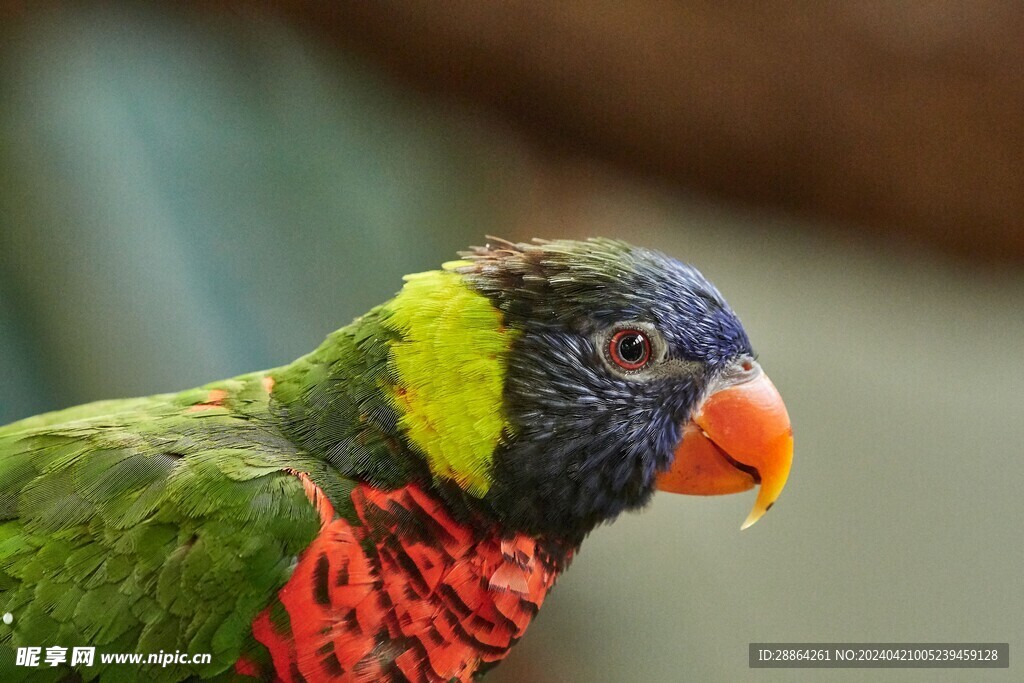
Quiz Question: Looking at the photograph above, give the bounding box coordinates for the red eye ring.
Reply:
[608,329,652,370]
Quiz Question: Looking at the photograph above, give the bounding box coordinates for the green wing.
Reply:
[0,374,343,681]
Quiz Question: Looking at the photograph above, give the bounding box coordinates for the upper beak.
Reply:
[655,360,793,529]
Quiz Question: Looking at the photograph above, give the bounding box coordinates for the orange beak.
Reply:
[655,361,793,529]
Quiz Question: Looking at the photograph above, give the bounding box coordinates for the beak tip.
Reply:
[740,500,776,530]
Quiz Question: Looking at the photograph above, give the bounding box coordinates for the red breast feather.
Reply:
[245,477,560,682]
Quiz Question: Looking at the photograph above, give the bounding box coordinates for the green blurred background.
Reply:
[1,6,1021,682]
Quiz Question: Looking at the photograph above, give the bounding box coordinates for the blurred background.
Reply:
[1,3,1021,681]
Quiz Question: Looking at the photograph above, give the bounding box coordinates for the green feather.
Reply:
[0,375,322,680]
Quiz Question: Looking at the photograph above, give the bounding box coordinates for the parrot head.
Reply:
[381,237,792,545]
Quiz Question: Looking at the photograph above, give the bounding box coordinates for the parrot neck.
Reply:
[266,270,529,530]
[266,315,588,555]
[266,318,585,555]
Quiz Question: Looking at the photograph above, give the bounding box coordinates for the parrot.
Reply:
[0,237,792,682]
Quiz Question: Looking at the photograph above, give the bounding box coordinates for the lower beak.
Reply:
[655,362,793,529]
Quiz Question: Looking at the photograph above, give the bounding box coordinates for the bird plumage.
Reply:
[0,238,781,681]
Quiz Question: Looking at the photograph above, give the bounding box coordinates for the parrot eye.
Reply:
[608,329,652,370]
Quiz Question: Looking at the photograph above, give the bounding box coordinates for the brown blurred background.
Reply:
[273,0,1024,262]
[9,1,1024,261]
[0,3,1021,682]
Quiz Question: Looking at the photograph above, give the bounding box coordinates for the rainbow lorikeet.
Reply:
[0,238,792,681]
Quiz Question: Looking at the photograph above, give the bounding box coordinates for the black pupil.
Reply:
[618,333,646,364]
